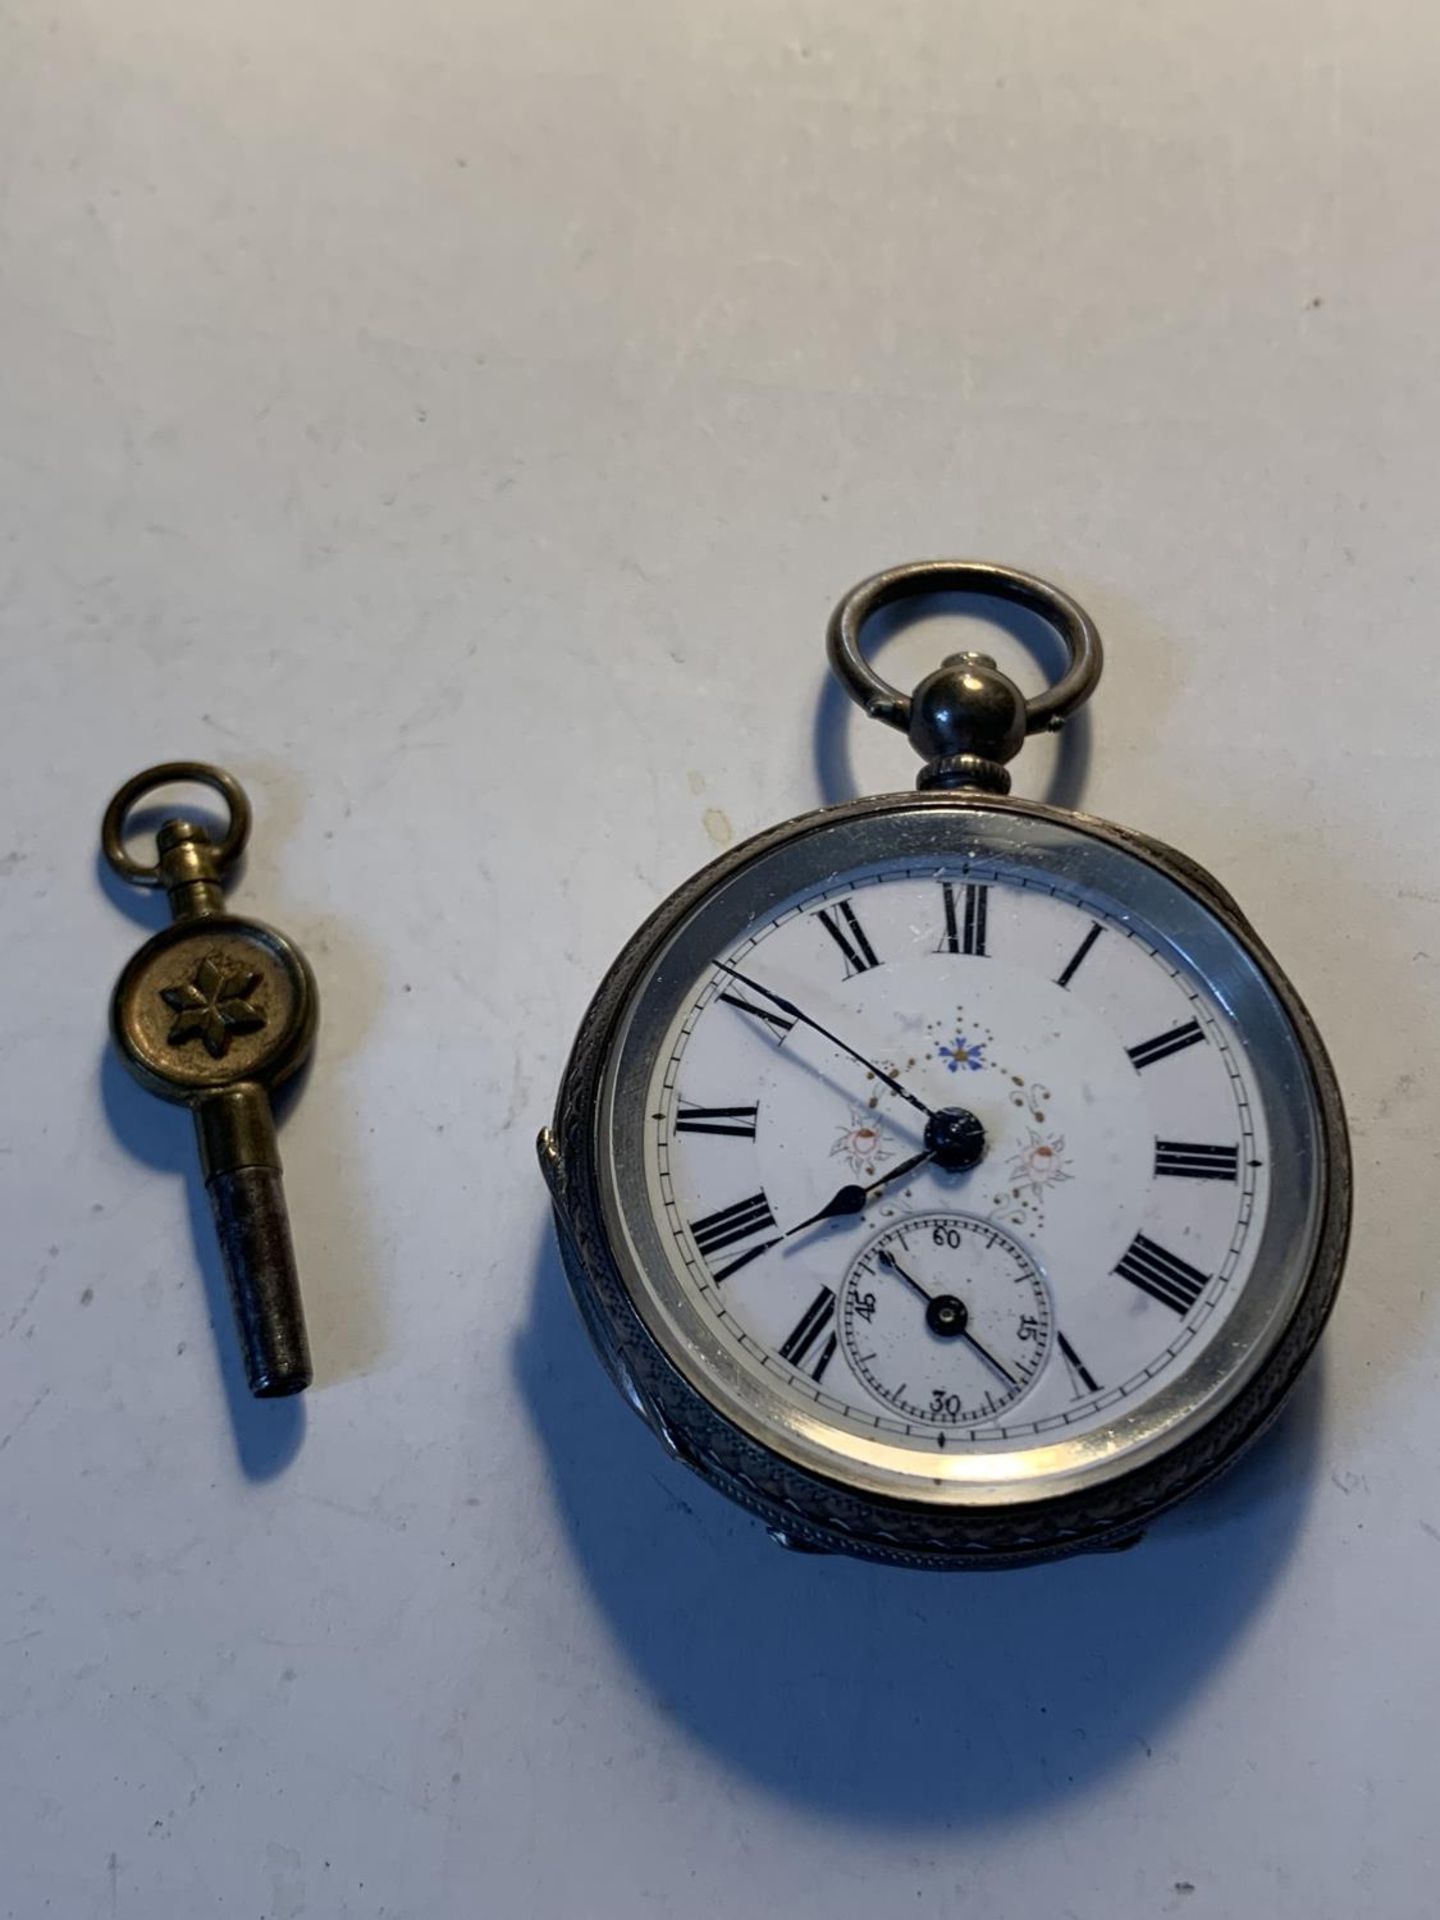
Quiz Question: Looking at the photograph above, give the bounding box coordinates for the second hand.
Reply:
[876,1249,1020,1389]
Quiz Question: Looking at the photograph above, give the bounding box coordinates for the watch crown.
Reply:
[907,653,1028,794]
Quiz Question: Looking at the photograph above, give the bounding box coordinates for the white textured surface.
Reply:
[2,4,1437,1916]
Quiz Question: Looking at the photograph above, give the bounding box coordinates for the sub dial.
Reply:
[840,1213,1052,1429]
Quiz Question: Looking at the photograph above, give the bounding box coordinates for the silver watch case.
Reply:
[540,791,1350,1571]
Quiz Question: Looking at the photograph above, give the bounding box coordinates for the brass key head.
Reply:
[111,912,317,1106]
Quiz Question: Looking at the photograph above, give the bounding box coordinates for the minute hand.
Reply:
[714,962,935,1120]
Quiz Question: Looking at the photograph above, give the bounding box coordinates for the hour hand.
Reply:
[783,1149,934,1239]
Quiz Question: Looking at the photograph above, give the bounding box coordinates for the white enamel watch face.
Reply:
[597,803,1327,1510]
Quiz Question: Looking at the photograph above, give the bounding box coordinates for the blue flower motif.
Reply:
[938,1034,986,1073]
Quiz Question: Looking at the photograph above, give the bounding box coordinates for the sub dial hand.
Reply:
[956,1326,1020,1391]
[713,961,936,1120]
[876,1250,1020,1388]
[876,1247,937,1304]
[783,1150,935,1239]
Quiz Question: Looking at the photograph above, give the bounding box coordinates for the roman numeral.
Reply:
[938,881,988,957]
[778,1287,838,1381]
[1115,1233,1209,1315]
[816,900,881,976]
[1154,1140,1239,1182]
[689,1192,779,1279]
[1056,921,1102,989]
[718,988,795,1041]
[1127,1019,1206,1071]
[674,1103,759,1139]
[1057,1331,1099,1395]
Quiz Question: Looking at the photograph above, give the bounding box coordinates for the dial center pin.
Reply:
[924,1105,987,1172]
[925,1294,968,1339]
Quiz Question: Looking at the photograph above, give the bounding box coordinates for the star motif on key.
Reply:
[161,954,266,1059]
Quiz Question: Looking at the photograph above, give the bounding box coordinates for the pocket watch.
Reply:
[538,561,1350,1568]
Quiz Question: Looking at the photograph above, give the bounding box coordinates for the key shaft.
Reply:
[197,1086,311,1396]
